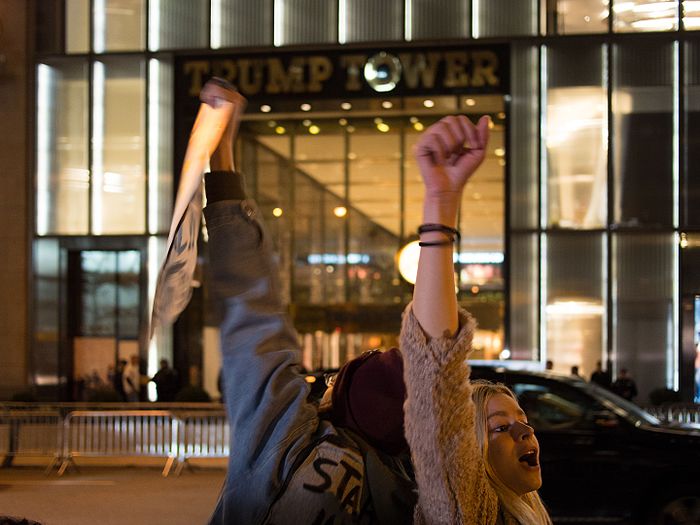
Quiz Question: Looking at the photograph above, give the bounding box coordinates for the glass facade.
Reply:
[30,0,700,401]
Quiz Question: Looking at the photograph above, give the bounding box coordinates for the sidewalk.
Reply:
[0,466,226,525]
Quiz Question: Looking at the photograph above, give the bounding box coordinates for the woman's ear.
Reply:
[318,385,333,413]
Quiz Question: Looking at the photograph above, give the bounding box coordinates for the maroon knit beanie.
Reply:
[331,347,408,455]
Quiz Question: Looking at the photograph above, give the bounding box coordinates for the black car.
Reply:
[470,366,700,525]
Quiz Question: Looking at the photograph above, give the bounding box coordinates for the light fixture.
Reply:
[465,98,476,106]
[409,116,418,123]
[341,102,352,110]
[347,125,355,133]
[413,122,424,131]
[423,99,435,108]
[377,122,390,132]
[275,126,286,134]
[338,118,348,126]
[333,206,347,218]
[300,103,311,111]
[267,120,276,127]
[397,240,421,284]
[302,119,311,126]
[309,125,321,135]
[364,52,402,92]
[260,104,271,113]
[382,100,393,109]
[494,147,505,157]
[272,207,283,217]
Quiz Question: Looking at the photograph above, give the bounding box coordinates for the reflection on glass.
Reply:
[148,0,208,51]
[406,0,469,40]
[37,61,89,235]
[695,295,700,402]
[544,233,606,377]
[547,0,608,34]
[613,233,677,392]
[33,239,61,386]
[509,234,538,360]
[93,0,146,52]
[148,58,173,235]
[613,42,675,227]
[545,87,608,228]
[66,0,90,53]
[472,0,537,37]
[92,58,146,234]
[275,0,337,46]
[685,41,700,227]
[613,0,679,32]
[683,0,700,29]
[510,45,539,230]
[212,0,272,48]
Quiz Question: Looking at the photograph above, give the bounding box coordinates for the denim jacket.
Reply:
[203,194,415,525]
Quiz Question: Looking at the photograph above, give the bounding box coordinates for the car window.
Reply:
[511,381,599,431]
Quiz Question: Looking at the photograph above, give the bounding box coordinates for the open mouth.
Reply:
[518,450,539,467]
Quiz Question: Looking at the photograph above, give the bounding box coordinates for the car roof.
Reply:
[469,365,588,387]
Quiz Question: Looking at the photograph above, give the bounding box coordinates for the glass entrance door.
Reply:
[69,250,142,400]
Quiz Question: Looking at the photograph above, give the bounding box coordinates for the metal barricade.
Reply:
[175,410,229,475]
[59,410,178,476]
[0,410,62,472]
[645,404,700,424]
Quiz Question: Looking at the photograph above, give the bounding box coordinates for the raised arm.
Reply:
[412,115,489,337]
[201,84,319,525]
[401,115,500,525]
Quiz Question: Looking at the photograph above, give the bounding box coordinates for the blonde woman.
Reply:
[400,114,553,525]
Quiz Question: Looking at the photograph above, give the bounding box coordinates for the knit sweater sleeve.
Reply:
[401,303,500,525]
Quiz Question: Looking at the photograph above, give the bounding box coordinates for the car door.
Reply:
[505,375,633,522]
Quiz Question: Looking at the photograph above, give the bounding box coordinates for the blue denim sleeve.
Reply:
[204,198,319,525]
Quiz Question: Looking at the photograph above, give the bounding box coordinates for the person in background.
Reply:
[611,368,638,402]
[113,359,127,401]
[545,360,554,371]
[150,359,179,402]
[570,366,581,378]
[590,360,611,389]
[122,354,141,402]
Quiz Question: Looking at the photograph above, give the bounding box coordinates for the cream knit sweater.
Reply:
[401,305,517,525]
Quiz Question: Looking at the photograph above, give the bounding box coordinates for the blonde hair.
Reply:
[471,380,553,525]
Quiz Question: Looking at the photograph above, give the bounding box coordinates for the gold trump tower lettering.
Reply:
[183,49,502,98]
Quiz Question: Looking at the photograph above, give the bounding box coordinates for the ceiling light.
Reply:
[333,206,347,218]
[272,207,283,217]
[423,99,435,108]
[341,102,352,110]
[339,118,348,126]
[309,125,321,135]
[275,126,286,134]
[382,100,393,109]
[302,119,311,126]
[465,98,476,106]
[413,122,424,131]
[300,103,311,111]
[260,104,271,113]
[377,123,390,132]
